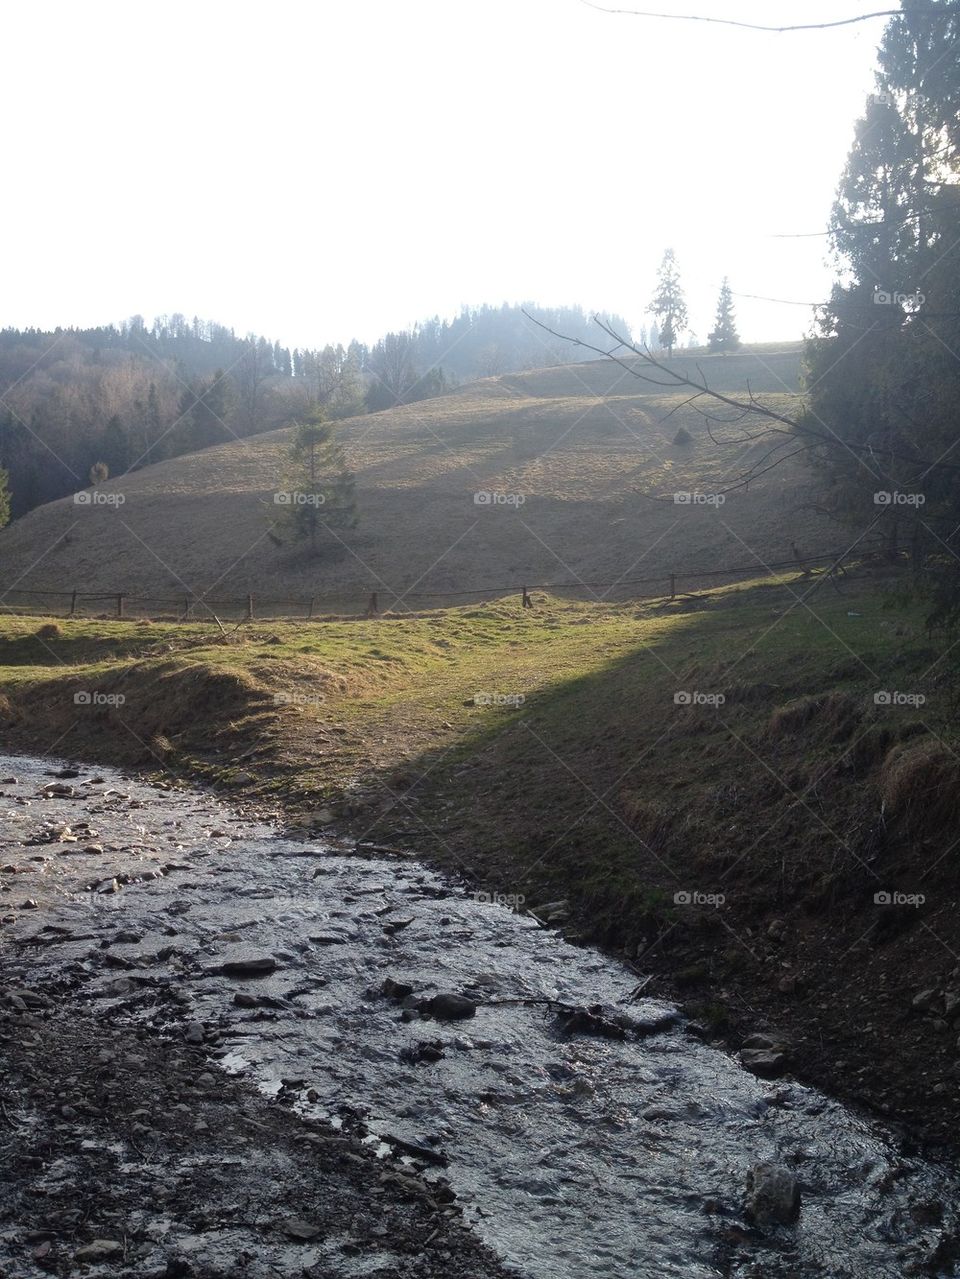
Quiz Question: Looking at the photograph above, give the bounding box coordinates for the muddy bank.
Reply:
[4,755,960,1277]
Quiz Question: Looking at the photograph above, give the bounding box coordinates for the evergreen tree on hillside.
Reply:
[649,249,687,356]
[708,278,741,352]
[273,408,357,554]
[800,0,960,591]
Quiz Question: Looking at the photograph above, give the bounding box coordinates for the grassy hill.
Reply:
[0,345,837,614]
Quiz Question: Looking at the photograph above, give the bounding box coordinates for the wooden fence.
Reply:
[0,550,851,623]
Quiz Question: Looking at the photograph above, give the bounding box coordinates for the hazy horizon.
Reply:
[5,0,884,350]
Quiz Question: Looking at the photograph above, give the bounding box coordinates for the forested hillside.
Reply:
[0,304,630,519]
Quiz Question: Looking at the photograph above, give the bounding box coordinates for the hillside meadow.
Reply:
[0,347,835,614]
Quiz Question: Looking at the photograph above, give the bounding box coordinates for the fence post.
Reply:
[307,596,315,619]
[69,590,77,617]
[669,574,676,600]
[246,594,254,620]
[521,585,532,609]
[182,596,190,622]
[366,592,379,617]
[116,594,124,619]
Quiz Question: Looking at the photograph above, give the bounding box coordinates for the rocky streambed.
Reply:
[2,754,960,1278]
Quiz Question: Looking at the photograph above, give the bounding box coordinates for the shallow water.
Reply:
[2,752,959,1278]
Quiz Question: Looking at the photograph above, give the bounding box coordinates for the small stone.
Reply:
[423,993,477,1021]
[75,1240,123,1261]
[382,978,414,1001]
[913,989,940,1012]
[741,1050,788,1078]
[20,899,39,909]
[102,977,136,997]
[220,956,278,977]
[767,919,787,941]
[282,1216,322,1240]
[745,1163,800,1227]
[184,1021,205,1044]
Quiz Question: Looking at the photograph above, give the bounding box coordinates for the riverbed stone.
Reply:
[220,955,278,977]
[75,1240,123,1261]
[741,1049,788,1078]
[913,989,940,1012]
[423,993,477,1020]
[745,1163,800,1227]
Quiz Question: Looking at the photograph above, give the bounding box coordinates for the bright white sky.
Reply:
[4,0,885,350]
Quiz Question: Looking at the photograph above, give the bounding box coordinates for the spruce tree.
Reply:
[274,408,357,554]
[801,0,960,589]
[708,278,741,352]
[649,249,687,356]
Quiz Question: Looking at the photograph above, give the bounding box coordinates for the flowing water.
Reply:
[2,752,959,1278]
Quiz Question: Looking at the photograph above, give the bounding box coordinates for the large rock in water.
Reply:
[422,993,477,1020]
[745,1163,801,1227]
[219,955,278,977]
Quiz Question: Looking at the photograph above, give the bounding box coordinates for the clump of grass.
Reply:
[880,738,960,838]
[673,425,693,446]
[34,622,62,640]
[768,691,859,741]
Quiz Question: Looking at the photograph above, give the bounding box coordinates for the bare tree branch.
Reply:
[580,3,903,33]
[519,309,960,481]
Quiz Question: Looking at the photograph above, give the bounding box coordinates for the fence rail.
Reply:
[0,550,854,623]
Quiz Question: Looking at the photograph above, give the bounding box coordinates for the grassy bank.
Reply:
[3,566,960,1147]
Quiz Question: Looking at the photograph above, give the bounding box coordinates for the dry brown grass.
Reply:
[880,739,960,837]
[768,691,861,740]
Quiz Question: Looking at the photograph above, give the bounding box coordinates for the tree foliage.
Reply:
[649,249,688,355]
[708,278,741,352]
[801,0,960,613]
[272,409,357,555]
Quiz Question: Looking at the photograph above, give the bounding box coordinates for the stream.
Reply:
[2,752,959,1278]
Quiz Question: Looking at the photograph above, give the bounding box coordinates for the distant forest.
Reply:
[0,304,630,519]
